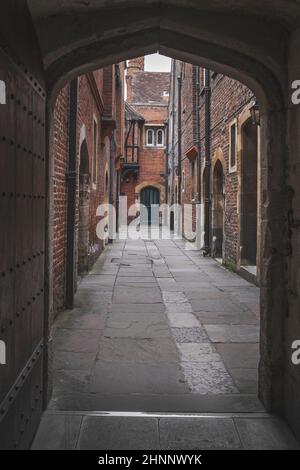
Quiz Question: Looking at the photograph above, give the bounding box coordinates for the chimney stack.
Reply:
[126,56,144,102]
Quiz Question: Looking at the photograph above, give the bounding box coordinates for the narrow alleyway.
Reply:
[32,237,299,449]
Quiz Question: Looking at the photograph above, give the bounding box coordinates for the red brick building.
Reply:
[52,64,125,316]
[120,57,170,225]
[168,61,260,283]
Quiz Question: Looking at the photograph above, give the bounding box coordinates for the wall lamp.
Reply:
[250,99,260,126]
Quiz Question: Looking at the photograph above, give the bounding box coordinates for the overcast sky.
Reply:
[144,53,171,72]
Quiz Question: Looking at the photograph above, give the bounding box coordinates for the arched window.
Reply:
[146,129,154,146]
[157,129,164,146]
[0,80,6,104]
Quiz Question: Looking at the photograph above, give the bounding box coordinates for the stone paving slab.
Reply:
[215,343,259,368]
[113,287,162,304]
[181,361,238,394]
[103,321,171,339]
[52,369,91,395]
[107,312,166,324]
[156,278,178,291]
[89,362,187,395]
[97,337,179,363]
[229,368,258,394]
[184,289,228,300]
[159,417,242,450]
[55,312,107,330]
[190,298,247,313]
[172,327,209,343]
[204,324,260,343]
[195,311,258,325]
[110,303,166,314]
[53,328,102,353]
[116,276,157,284]
[32,414,82,450]
[165,302,194,313]
[178,342,222,363]
[234,417,300,450]
[33,413,299,450]
[47,392,265,413]
[167,311,201,328]
[78,416,159,450]
[53,351,96,371]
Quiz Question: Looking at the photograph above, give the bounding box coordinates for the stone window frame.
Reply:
[229,117,238,173]
[145,125,165,148]
[92,114,99,189]
[156,128,165,147]
[146,128,155,147]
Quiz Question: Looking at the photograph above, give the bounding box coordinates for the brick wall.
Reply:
[52,85,69,316]
[52,64,124,316]
[121,59,169,222]
[169,61,257,268]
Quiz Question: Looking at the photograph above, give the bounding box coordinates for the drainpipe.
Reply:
[170,60,176,231]
[196,66,202,204]
[195,66,202,249]
[116,169,120,234]
[66,78,78,309]
[203,69,211,256]
[164,119,169,206]
[177,73,182,206]
[131,121,135,162]
[108,131,115,243]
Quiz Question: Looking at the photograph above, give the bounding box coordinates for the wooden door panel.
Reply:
[0,48,46,450]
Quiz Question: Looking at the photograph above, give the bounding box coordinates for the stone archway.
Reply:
[212,159,225,259]
[140,186,161,226]
[78,138,90,275]
[240,118,258,268]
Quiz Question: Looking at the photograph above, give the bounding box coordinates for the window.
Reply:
[229,120,237,171]
[146,127,165,147]
[93,119,98,185]
[146,128,154,146]
[157,129,164,147]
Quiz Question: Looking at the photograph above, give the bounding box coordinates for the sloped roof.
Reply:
[125,102,145,121]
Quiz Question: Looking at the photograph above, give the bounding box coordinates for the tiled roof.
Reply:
[130,72,170,104]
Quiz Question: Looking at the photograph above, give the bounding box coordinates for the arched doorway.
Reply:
[78,139,90,275]
[140,186,160,225]
[241,119,258,267]
[212,160,224,258]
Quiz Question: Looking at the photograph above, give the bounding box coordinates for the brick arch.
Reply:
[135,181,165,203]
[211,157,225,259]
[35,2,288,114]
[211,148,226,183]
